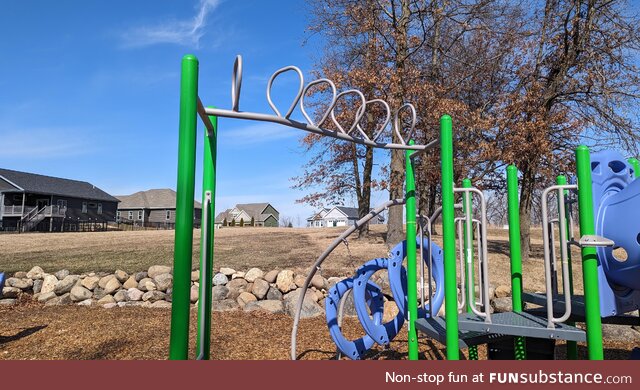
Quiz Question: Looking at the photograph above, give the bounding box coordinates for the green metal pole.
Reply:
[406,140,419,360]
[557,175,577,359]
[440,115,460,360]
[169,54,199,360]
[196,112,218,360]
[461,178,478,360]
[628,158,639,178]
[506,165,526,360]
[575,145,604,360]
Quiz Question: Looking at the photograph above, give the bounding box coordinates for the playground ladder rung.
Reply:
[457,312,586,342]
[414,316,512,349]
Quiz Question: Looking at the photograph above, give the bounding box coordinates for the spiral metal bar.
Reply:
[205,55,434,151]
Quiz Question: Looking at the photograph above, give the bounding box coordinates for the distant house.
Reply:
[116,189,201,228]
[0,168,119,232]
[307,206,384,228]
[215,203,279,228]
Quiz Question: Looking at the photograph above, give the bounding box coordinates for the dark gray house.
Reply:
[0,168,119,232]
[116,189,201,228]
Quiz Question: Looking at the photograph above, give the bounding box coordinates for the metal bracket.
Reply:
[576,235,615,248]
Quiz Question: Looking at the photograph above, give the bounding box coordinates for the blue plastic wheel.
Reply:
[387,238,445,319]
[325,277,383,360]
[352,257,405,345]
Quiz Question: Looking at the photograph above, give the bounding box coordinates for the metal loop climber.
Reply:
[200,55,437,151]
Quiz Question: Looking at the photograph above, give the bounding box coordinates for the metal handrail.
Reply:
[416,214,433,314]
[453,187,491,323]
[541,184,578,328]
[455,218,467,311]
[474,219,483,307]
[196,191,212,360]
[548,219,560,296]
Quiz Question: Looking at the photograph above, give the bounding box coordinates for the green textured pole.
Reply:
[557,175,577,359]
[628,158,639,178]
[406,140,418,360]
[440,115,460,360]
[575,145,604,360]
[169,54,199,360]
[196,112,218,360]
[461,179,478,360]
[506,165,526,360]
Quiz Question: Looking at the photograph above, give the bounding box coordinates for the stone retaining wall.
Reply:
[1,266,515,319]
[0,266,337,318]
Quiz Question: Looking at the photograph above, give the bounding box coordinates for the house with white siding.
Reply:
[306,206,384,227]
[214,203,279,228]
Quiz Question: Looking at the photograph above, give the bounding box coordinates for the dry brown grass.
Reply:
[0,224,583,294]
[0,225,632,360]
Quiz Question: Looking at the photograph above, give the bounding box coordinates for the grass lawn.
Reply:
[0,225,584,294]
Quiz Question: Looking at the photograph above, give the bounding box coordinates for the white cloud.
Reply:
[120,0,221,48]
[0,127,97,159]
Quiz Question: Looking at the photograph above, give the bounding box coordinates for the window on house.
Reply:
[88,202,97,208]
[138,211,143,220]
[97,203,102,214]
[82,202,87,213]
[57,200,67,208]
[128,211,133,219]
[166,210,171,220]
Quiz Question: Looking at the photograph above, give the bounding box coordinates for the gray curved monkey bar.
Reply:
[200,56,438,152]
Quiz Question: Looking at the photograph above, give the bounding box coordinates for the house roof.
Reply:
[334,206,360,219]
[116,188,201,209]
[0,168,119,203]
[306,208,331,221]
[308,206,373,220]
[214,209,231,223]
[215,203,278,223]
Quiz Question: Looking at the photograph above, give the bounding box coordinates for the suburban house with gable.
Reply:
[116,188,201,228]
[306,206,385,227]
[0,168,119,232]
[214,203,279,228]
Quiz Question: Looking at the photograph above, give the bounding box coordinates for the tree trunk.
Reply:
[387,151,405,244]
[518,161,536,262]
[358,145,374,238]
[386,0,411,246]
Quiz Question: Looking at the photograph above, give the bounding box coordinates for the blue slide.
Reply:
[591,150,640,316]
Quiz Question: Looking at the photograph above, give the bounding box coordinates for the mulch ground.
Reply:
[0,301,634,360]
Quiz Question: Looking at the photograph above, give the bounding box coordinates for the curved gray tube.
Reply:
[290,200,463,360]
[290,198,405,360]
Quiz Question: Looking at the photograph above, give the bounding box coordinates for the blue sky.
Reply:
[0,0,382,225]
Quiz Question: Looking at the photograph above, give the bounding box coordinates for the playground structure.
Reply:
[169,54,640,361]
[0,272,5,297]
